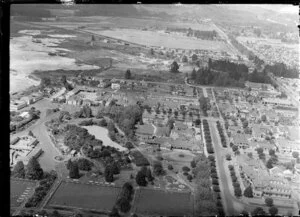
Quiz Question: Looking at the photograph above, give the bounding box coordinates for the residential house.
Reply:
[275,139,300,153]
[10,100,27,111]
[232,133,250,149]
[51,87,67,102]
[111,83,121,90]
[66,95,83,106]
[262,98,293,107]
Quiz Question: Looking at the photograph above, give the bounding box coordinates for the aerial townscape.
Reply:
[9,4,299,217]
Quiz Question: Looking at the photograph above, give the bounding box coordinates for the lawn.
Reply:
[10,179,37,208]
[46,181,121,212]
[133,188,193,216]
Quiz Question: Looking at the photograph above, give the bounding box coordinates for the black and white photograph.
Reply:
[9,3,299,217]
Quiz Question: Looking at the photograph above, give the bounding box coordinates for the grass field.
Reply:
[10,179,37,207]
[133,188,194,216]
[87,28,230,51]
[47,181,121,212]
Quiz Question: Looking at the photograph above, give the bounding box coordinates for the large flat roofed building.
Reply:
[262,98,293,107]
[10,100,27,111]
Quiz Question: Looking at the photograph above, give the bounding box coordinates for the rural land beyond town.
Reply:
[9,4,300,217]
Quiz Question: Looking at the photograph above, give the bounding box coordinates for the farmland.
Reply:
[133,188,194,216]
[10,179,37,208]
[46,181,121,212]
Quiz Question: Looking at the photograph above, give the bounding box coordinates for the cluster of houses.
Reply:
[10,92,43,111]
[10,136,39,167]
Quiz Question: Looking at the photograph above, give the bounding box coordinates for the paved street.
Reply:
[208,120,245,216]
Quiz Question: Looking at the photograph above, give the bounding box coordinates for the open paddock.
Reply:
[87,28,231,51]
[133,188,193,216]
[10,178,37,208]
[46,181,121,212]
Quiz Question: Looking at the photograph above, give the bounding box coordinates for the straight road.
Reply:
[208,119,245,215]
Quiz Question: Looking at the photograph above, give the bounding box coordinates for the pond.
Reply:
[83,125,127,152]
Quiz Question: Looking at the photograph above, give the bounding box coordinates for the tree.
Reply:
[125,69,131,79]
[190,68,197,81]
[265,197,273,207]
[247,152,253,158]
[28,130,34,137]
[146,168,154,182]
[269,149,275,156]
[117,197,131,213]
[111,162,120,175]
[243,186,253,198]
[104,165,114,182]
[182,166,191,172]
[153,161,164,176]
[187,174,193,181]
[234,187,242,197]
[182,55,188,63]
[191,160,197,168]
[261,114,267,122]
[269,206,278,216]
[77,158,93,171]
[26,157,44,180]
[292,151,299,159]
[256,147,264,155]
[195,119,201,126]
[226,154,231,161]
[91,35,95,41]
[12,161,25,178]
[136,170,147,186]
[69,161,80,179]
[168,164,173,170]
[252,207,266,216]
[232,145,239,152]
[266,159,274,169]
[149,48,154,55]
[170,61,180,73]
[192,54,198,61]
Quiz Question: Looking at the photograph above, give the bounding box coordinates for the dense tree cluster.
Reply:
[26,157,44,180]
[216,121,227,147]
[12,161,26,178]
[98,104,143,139]
[265,62,298,79]
[243,185,253,198]
[135,166,154,186]
[187,28,218,40]
[73,105,93,119]
[252,207,266,216]
[76,158,94,171]
[64,124,103,152]
[130,150,150,167]
[228,164,242,197]
[25,171,57,208]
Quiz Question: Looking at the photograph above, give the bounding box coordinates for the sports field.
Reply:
[46,181,121,212]
[10,179,37,207]
[133,188,194,216]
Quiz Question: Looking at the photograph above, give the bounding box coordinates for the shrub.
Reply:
[182,166,191,172]
[168,164,173,170]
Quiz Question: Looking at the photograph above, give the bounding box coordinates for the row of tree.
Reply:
[216,121,227,147]
[203,119,214,154]
[25,170,57,208]
[193,154,223,216]
[228,165,242,197]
